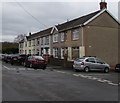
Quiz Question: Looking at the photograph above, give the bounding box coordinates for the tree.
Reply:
[1,42,19,54]
[14,34,26,43]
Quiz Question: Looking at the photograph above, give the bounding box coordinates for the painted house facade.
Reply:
[19,1,120,66]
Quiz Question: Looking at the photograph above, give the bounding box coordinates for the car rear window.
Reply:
[34,56,44,60]
[76,58,85,62]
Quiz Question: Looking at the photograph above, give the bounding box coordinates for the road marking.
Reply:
[108,82,118,86]
[3,65,10,70]
[54,70,66,74]
[72,73,118,86]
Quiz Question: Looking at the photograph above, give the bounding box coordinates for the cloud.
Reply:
[1,1,119,42]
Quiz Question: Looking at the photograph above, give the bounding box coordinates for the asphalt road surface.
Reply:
[2,61,120,102]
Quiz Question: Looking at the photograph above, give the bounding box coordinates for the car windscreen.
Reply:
[34,56,44,60]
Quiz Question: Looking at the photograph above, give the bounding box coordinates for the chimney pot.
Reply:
[100,0,107,10]
[29,32,31,36]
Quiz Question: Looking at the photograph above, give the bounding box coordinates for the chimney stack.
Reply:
[100,0,107,10]
[29,32,31,36]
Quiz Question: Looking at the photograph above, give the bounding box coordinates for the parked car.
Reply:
[3,54,13,63]
[73,57,110,73]
[24,56,47,69]
[10,54,28,65]
[0,54,6,60]
[115,64,120,72]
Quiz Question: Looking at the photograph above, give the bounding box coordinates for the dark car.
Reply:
[10,54,28,65]
[3,54,13,63]
[24,56,47,69]
[115,64,120,72]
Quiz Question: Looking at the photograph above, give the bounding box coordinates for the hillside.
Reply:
[0,42,19,54]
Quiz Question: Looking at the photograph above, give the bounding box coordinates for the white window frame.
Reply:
[41,37,44,45]
[53,48,58,58]
[61,32,64,42]
[45,36,49,45]
[72,29,79,40]
[37,38,39,45]
[53,34,58,43]
[65,31,68,41]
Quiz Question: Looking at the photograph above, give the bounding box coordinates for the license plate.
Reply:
[75,64,80,66]
[38,61,44,63]
[14,58,17,60]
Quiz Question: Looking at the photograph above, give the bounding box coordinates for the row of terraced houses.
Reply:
[19,1,120,66]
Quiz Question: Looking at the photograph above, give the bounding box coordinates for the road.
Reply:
[2,61,120,102]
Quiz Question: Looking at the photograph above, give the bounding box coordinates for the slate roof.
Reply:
[56,10,101,32]
[27,27,52,40]
[27,10,101,40]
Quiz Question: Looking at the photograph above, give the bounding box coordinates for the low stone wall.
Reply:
[48,57,73,68]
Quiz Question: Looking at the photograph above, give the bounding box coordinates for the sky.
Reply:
[0,0,119,42]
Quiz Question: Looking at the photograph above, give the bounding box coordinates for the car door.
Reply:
[95,58,105,69]
[27,56,32,66]
[85,58,96,69]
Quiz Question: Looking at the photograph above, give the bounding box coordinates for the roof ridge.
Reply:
[57,10,101,26]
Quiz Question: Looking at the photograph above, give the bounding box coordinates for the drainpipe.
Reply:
[81,26,84,47]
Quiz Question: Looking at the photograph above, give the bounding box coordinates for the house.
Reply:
[19,1,120,66]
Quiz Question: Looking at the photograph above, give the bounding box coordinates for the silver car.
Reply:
[73,57,110,73]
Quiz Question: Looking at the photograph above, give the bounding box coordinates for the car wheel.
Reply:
[11,62,13,65]
[23,62,26,67]
[84,67,89,72]
[42,66,46,70]
[104,67,109,73]
[29,63,33,68]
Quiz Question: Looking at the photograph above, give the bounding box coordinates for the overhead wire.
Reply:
[15,0,48,28]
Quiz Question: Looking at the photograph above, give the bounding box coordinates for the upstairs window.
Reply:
[72,29,79,40]
[65,31,68,41]
[53,34,58,43]
[29,40,31,47]
[41,37,44,45]
[32,39,35,46]
[45,36,49,45]
[61,32,64,42]
[37,38,39,45]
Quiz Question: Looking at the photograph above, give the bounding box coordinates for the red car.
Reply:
[24,56,47,69]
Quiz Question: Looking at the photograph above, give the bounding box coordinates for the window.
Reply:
[45,36,49,45]
[77,58,85,62]
[72,29,79,40]
[53,34,58,42]
[29,50,31,54]
[37,38,39,45]
[29,40,31,47]
[37,49,39,55]
[53,48,58,58]
[65,31,68,41]
[86,58,95,63]
[32,39,35,46]
[20,43,23,48]
[32,49,35,54]
[41,37,44,45]
[61,33,64,42]
[95,58,105,64]
[61,48,64,59]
